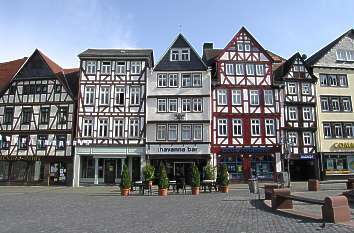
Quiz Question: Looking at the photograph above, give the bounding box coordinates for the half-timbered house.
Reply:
[0,49,79,185]
[73,49,154,186]
[273,53,318,181]
[146,34,210,184]
[203,27,284,181]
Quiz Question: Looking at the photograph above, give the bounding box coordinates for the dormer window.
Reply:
[170,48,190,61]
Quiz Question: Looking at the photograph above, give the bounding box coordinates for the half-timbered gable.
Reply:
[204,27,284,181]
[0,49,79,185]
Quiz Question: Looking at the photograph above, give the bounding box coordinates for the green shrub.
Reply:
[143,164,155,181]
[219,164,229,186]
[204,163,215,180]
[191,164,200,187]
[158,163,169,189]
[120,164,131,189]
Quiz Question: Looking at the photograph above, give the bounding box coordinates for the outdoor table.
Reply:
[202,180,217,192]
[169,180,177,192]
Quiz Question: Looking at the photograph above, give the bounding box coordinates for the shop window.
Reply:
[251,156,274,179]
[81,156,94,178]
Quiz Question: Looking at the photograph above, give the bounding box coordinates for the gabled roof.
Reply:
[0,57,27,93]
[154,33,207,71]
[306,29,354,66]
[78,49,154,67]
[273,52,317,82]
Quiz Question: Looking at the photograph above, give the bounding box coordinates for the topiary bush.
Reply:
[120,164,131,189]
[158,163,169,189]
[204,163,215,180]
[191,164,200,187]
[143,164,155,181]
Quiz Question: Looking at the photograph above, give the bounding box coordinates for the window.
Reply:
[192,73,202,87]
[168,124,178,140]
[236,64,244,75]
[193,98,202,112]
[83,119,93,137]
[101,61,111,74]
[168,99,178,112]
[336,50,347,61]
[114,119,124,138]
[323,123,332,138]
[23,85,36,95]
[334,124,343,138]
[251,119,261,136]
[237,43,244,51]
[182,99,191,112]
[170,48,190,61]
[226,64,234,75]
[35,84,47,94]
[99,86,110,105]
[232,90,242,105]
[116,61,126,74]
[21,108,32,125]
[302,83,311,95]
[320,74,328,86]
[54,84,62,93]
[244,42,251,51]
[342,97,352,112]
[264,90,273,105]
[9,86,16,95]
[255,64,264,75]
[168,74,178,87]
[37,135,48,150]
[232,119,242,136]
[157,74,167,87]
[339,75,348,87]
[170,49,179,61]
[303,107,312,121]
[287,132,297,146]
[156,124,166,140]
[181,125,192,140]
[321,97,329,111]
[85,86,95,105]
[345,124,354,138]
[130,87,140,105]
[218,119,228,136]
[98,119,109,138]
[86,61,96,74]
[265,119,275,136]
[246,64,255,75]
[250,90,259,105]
[18,135,28,150]
[288,83,297,94]
[0,135,10,149]
[129,119,139,138]
[115,87,125,105]
[329,75,337,86]
[181,49,190,61]
[288,107,297,120]
[3,107,14,125]
[193,125,202,141]
[130,61,141,74]
[181,74,192,87]
[157,99,167,112]
[347,50,354,61]
[58,107,68,124]
[56,135,66,150]
[331,98,340,111]
[217,89,227,105]
[303,132,312,146]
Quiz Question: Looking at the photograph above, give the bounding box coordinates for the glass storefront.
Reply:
[251,156,274,179]
[324,154,354,175]
[0,161,36,182]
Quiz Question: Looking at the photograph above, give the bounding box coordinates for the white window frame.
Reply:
[181,74,192,87]
[334,124,343,138]
[331,98,340,111]
[321,97,329,111]
[168,124,178,140]
[84,86,95,105]
[99,86,110,105]
[181,124,192,141]
[116,61,126,74]
[170,49,180,61]
[342,97,352,112]
[288,107,297,121]
[250,90,259,105]
[182,99,191,112]
[130,61,141,75]
[192,98,202,112]
[181,49,190,61]
[287,132,298,146]
[303,107,312,121]
[218,119,228,137]
[236,64,244,75]
[157,99,167,112]
[302,83,311,95]
[264,90,273,106]
[232,119,242,136]
[83,119,93,137]
[130,87,140,105]
[217,89,227,105]
[101,61,111,74]
[303,132,312,146]
[168,99,178,112]
[168,73,178,87]
[115,86,125,105]
[288,82,297,94]
[323,123,332,138]
[156,124,166,141]
[232,89,242,105]
[251,119,261,136]
[339,75,348,87]
[86,61,97,74]
[265,119,275,136]
[226,64,234,75]
[193,125,202,141]
[98,118,109,138]
[114,118,124,138]
[246,64,255,75]
[192,73,202,87]
[255,64,264,75]
[129,118,139,138]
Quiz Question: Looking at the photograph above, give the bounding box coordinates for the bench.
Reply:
[308,178,354,191]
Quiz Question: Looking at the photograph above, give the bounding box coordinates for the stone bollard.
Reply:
[322,196,351,223]
[308,179,320,191]
[346,178,354,189]
[264,184,280,200]
[271,188,293,210]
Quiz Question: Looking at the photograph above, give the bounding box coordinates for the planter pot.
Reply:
[192,187,200,195]
[121,188,130,197]
[220,186,229,193]
[159,188,168,196]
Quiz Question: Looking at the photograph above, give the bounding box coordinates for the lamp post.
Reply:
[285,140,294,188]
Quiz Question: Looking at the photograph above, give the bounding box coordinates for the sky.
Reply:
[0,0,354,68]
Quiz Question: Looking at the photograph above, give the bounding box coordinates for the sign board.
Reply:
[148,144,209,155]
[333,143,354,149]
[222,147,273,154]
[0,156,42,161]
[299,154,315,160]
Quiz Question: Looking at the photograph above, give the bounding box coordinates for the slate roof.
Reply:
[154,34,207,71]
[0,57,27,93]
[306,29,354,66]
[79,49,154,67]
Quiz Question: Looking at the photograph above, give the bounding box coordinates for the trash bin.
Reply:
[248,178,258,194]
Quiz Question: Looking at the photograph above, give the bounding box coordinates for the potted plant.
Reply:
[204,163,215,180]
[120,164,131,197]
[219,164,229,193]
[143,164,155,187]
[158,163,169,196]
[191,164,200,195]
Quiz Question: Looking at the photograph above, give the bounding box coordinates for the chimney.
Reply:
[203,43,213,51]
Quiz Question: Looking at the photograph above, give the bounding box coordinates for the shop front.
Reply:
[215,147,281,182]
[288,153,317,181]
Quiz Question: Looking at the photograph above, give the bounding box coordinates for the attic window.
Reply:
[170,48,190,61]
[336,49,354,61]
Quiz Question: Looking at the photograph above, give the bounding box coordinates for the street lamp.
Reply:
[284,139,294,188]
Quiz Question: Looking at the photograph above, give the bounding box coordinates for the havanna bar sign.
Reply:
[333,143,354,149]
[0,156,42,161]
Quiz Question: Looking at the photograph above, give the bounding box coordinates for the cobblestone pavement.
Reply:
[0,185,353,233]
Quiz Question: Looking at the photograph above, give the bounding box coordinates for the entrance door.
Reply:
[242,158,251,180]
[289,160,316,181]
[174,162,193,185]
[104,160,116,184]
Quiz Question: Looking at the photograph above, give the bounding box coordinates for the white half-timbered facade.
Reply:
[73,49,154,186]
[0,49,79,185]
[274,53,318,180]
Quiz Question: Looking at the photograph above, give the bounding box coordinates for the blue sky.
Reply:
[0,0,353,67]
